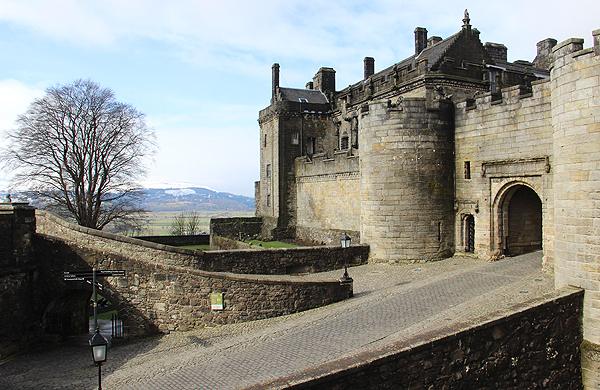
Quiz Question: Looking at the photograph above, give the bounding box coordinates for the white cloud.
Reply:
[0,78,44,131]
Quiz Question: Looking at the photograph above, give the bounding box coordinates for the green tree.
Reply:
[1,79,156,230]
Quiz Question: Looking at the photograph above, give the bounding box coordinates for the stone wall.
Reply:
[359,96,455,263]
[277,289,584,389]
[551,30,600,390]
[454,80,554,264]
[0,203,40,359]
[136,234,209,247]
[205,243,369,275]
[37,211,367,275]
[35,235,353,338]
[210,217,262,241]
[295,151,360,245]
[33,210,354,339]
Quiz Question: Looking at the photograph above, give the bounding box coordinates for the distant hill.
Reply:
[141,187,254,213]
[0,187,255,213]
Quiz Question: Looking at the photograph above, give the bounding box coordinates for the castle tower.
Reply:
[359,97,455,263]
[551,30,600,389]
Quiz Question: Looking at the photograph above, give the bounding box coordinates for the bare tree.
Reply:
[186,211,201,235]
[1,79,156,230]
[170,210,202,236]
[170,212,187,236]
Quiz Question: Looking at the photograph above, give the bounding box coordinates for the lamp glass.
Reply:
[341,233,351,248]
[90,330,108,364]
[92,344,107,363]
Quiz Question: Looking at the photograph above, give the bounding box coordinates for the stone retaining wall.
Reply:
[136,234,210,247]
[35,235,353,337]
[210,217,262,240]
[34,210,355,339]
[283,289,583,389]
[36,210,367,275]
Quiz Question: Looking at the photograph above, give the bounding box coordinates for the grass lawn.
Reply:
[248,240,297,248]
[180,244,211,250]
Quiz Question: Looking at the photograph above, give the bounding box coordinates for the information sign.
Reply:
[211,293,224,310]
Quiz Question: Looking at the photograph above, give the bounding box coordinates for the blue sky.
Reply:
[0,1,599,197]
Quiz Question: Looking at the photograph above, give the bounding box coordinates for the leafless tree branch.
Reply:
[1,79,157,230]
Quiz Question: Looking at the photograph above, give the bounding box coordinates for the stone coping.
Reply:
[36,209,348,285]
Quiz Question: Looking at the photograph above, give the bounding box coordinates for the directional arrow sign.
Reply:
[63,270,126,281]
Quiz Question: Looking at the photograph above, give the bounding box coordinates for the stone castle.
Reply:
[255,12,600,387]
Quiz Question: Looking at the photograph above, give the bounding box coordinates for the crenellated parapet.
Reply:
[550,28,600,390]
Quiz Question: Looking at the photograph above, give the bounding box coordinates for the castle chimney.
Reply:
[533,38,557,69]
[272,63,280,103]
[414,27,428,54]
[484,42,508,63]
[427,36,442,47]
[364,57,375,79]
[313,67,336,96]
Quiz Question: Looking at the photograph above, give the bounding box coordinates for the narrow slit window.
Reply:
[464,161,471,179]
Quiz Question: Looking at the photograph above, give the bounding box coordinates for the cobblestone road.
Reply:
[0,252,557,389]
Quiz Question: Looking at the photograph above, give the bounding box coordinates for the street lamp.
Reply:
[340,232,352,282]
[90,327,108,389]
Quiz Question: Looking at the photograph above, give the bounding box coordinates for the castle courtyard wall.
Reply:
[551,31,600,389]
[454,80,554,264]
[295,151,360,244]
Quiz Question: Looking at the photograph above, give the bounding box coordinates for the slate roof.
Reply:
[279,88,329,104]
[416,32,461,70]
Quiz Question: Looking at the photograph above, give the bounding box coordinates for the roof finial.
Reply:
[463,9,470,26]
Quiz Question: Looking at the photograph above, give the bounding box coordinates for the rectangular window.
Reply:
[291,133,299,145]
[464,161,471,179]
[266,164,271,178]
[264,134,267,147]
[307,137,315,155]
[266,194,271,207]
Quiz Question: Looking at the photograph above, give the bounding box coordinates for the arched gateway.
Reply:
[494,184,543,256]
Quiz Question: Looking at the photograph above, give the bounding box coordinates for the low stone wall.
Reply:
[278,289,584,389]
[36,235,353,338]
[136,234,210,247]
[37,210,368,275]
[34,210,355,339]
[205,243,369,275]
[210,217,262,240]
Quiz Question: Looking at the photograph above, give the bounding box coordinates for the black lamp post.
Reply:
[340,232,352,282]
[90,327,108,389]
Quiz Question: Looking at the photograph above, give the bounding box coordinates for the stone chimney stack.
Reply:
[414,27,428,54]
[272,63,280,103]
[364,57,375,79]
[484,42,508,63]
[533,38,557,69]
[313,67,336,96]
[427,36,442,47]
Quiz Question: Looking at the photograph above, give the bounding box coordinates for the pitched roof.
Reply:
[279,88,329,104]
[416,31,461,70]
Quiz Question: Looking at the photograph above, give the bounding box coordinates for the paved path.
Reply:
[0,252,558,389]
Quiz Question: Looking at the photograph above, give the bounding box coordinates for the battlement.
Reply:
[457,78,550,113]
[551,29,600,71]
[295,148,359,182]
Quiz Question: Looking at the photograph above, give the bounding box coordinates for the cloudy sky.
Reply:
[0,1,598,197]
